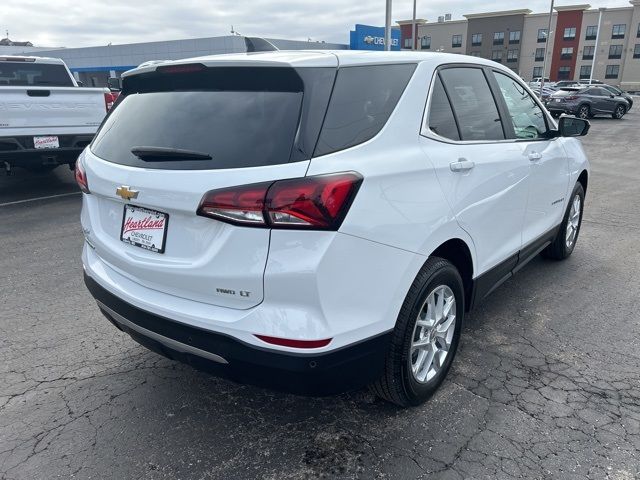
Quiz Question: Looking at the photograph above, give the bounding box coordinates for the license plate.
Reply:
[120,205,169,253]
[33,136,59,149]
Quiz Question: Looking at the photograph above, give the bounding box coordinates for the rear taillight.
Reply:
[197,172,362,230]
[104,91,119,111]
[565,96,578,101]
[75,157,90,194]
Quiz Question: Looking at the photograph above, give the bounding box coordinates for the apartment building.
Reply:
[399,1,640,90]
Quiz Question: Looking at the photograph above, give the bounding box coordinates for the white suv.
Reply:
[79,51,590,406]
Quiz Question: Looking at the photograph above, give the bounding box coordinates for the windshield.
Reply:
[0,62,74,87]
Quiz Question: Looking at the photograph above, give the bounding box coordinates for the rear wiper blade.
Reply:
[130,146,212,161]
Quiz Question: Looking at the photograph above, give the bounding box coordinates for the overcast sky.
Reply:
[3,0,633,48]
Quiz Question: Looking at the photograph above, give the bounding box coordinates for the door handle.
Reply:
[528,152,543,161]
[450,159,475,172]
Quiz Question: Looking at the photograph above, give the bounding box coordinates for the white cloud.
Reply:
[2,0,633,48]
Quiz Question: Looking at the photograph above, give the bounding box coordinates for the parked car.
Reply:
[546,86,630,119]
[601,84,633,111]
[554,80,580,88]
[0,56,118,173]
[528,77,551,90]
[80,51,590,406]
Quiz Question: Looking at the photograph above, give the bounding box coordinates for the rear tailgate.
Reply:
[0,86,106,131]
[82,62,337,310]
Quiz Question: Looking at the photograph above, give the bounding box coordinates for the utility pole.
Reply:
[412,0,417,50]
[540,0,554,95]
[590,8,605,84]
[385,0,392,51]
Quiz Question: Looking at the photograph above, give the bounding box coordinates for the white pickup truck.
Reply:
[0,56,118,173]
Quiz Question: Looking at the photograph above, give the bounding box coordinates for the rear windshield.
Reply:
[91,66,335,170]
[0,62,74,87]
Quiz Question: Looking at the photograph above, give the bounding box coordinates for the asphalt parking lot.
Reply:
[1,107,640,480]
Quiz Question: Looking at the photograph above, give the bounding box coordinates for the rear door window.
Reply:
[438,67,505,141]
[427,75,460,140]
[314,64,416,157]
[91,67,335,170]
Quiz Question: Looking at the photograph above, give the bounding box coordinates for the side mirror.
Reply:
[107,77,122,91]
[558,116,590,137]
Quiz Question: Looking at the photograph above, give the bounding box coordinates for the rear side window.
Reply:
[314,64,416,157]
[438,68,505,141]
[91,67,335,170]
[427,75,460,140]
[0,62,73,87]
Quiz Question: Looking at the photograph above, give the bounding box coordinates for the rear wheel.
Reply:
[577,105,590,119]
[371,257,464,407]
[612,104,626,119]
[542,183,585,260]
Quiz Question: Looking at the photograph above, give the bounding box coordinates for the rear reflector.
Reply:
[255,335,332,349]
[197,172,362,230]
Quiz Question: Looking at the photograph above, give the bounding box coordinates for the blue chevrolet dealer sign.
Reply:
[350,24,401,51]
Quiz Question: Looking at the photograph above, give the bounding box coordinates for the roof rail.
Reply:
[244,37,279,53]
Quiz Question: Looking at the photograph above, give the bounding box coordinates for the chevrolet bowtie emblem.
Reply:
[115,186,139,201]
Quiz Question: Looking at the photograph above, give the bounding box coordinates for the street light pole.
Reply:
[412,0,417,51]
[590,8,605,84]
[540,0,555,95]
[385,0,392,51]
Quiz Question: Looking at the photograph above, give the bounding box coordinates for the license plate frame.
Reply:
[33,136,59,149]
[120,204,169,254]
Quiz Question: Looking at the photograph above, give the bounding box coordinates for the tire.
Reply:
[612,104,626,119]
[542,183,585,260]
[577,104,590,119]
[371,257,464,407]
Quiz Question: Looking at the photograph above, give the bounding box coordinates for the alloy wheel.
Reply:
[409,285,457,384]
[565,194,581,249]
[578,106,589,119]
[615,105,625,119]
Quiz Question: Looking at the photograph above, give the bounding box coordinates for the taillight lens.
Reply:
[565,96,578,101]
[75,157,90,194]
[104,91,119,111]
[196,172,362,230]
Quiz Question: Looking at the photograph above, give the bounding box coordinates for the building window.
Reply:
[537,28,548,43]
[560,47,574,60]
[605,65,620,78]
[533,66,543,78]
[585,25,598,40]
[564,27,577,40]
[579,65,592,79]
[452,34,462,48]
[507,49,519,62]
[637,23,640,38]
[472,33,482,46]
[509,30,521,44]
[403,38,413,48]
[493,32,504,45]
[421,36,431,49]
[491,50,503,62]
[612,24,626,39]
[634,44,640,58]
[558,66,571,79]
[469,51,481,57]
[535,48,545,61]
[609,44,623,59]
[583,46,595,60]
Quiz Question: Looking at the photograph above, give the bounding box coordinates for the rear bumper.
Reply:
[0,134,93,167]
[84,272,392,395]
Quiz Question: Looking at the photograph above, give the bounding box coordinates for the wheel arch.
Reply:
[577,169,588,194]
[429,238,474,311]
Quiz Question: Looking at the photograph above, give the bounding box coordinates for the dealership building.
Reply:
[1,36,347,87]
[398,1,640,89]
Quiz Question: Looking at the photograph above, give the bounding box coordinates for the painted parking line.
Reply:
[0,191,81,207]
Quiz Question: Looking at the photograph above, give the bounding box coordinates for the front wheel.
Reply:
[371,257,464,407]
[542,183,585,260]
[612,104,626,119]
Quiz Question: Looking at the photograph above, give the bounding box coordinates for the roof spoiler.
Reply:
[244,37,279,53]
